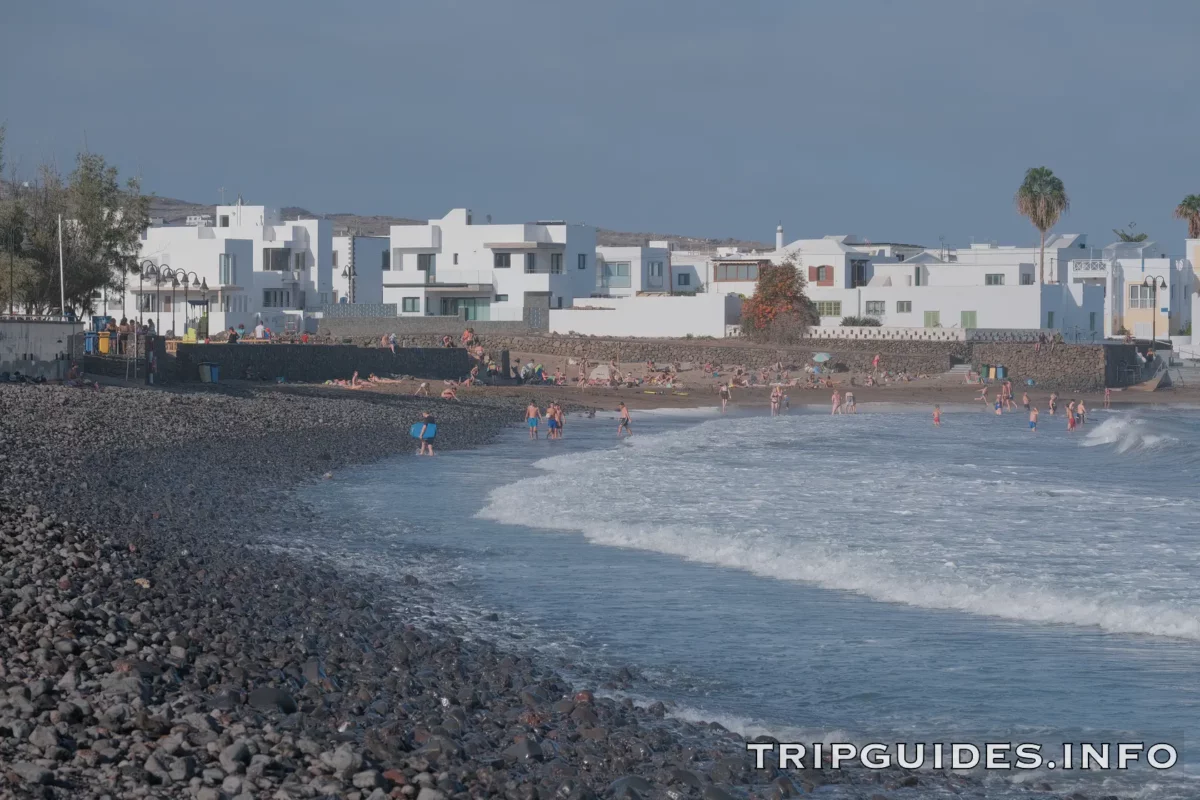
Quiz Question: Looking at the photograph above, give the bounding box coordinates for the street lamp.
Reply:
[162,267,203,336]
[137,260,161,333]
[342,265,355,304]
[1142,275,1168,350]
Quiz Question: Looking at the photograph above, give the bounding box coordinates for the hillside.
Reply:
[146,195,767,250]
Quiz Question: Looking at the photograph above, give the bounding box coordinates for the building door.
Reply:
[960,310,977,329]
[923,310,940,328]
[647,261,664,288]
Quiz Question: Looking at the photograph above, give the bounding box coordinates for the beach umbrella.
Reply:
[812,353,833,363]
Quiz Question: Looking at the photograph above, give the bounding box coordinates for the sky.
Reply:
[2,0,1197,249]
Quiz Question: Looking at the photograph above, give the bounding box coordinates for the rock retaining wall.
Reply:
[174,344,469,383]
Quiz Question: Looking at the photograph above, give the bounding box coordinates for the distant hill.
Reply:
[146,194,767,250]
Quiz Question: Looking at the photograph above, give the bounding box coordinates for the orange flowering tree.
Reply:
[740,257,817,343]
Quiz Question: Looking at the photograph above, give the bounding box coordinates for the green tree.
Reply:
[1015,166,1070,284]
[0,124,35,314]
[21,151,148,315]
[1175,195,1200,239]
[1111,222,1148,243]
[740,257,818,344]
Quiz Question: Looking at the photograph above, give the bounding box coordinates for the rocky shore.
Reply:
[0,382,1067,799]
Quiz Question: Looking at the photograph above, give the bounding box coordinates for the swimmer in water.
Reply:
[1029,405,1038,432]
[933,404,942,427]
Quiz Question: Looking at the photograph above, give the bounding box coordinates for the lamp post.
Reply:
[137,260,161,333]
[163,267,202,335]
[1142,274,1168,350]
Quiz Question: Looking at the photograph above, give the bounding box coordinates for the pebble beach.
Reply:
[0,382,1083,799]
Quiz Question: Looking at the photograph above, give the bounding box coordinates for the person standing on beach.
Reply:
[415,412,436,456]
[1077,398,1087,425]
[770,386,782,416]
[1104,387,1112,409]
[845,390,857,414]
[1029,405,1039,432]
[719,382,731,413]
[933,404,942,427]
[872,353,881,374]
[977,384,989,405]
[831,390,842,415]
[526,401,541,440]
[617,402,632,438]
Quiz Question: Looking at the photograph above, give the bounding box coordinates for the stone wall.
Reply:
[971,343,1110,391]
[173,344,469,383]
[319,312,545,341]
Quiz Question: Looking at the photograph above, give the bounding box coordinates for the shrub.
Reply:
[840,316,883,327]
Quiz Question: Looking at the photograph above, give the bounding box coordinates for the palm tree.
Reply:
[1015,167,1070,284]
[1174,195,1200,239]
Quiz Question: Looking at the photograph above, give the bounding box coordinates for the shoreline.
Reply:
[0,381,1123,799]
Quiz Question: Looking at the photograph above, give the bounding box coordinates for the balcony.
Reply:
[391,225,441,250]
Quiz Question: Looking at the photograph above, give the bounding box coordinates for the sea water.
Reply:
[301,406,1200,798]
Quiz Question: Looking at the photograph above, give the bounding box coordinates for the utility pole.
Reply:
[218,187,226,204]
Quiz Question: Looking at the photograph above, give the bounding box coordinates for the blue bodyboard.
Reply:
[410,422,437,439]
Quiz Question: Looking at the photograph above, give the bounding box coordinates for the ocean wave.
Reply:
[477,494,1200,641]
[1082,414,1181,454]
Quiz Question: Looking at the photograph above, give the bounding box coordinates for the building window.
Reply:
[418,253,435,271]
[218,254,236,285]
[677,273,691,287]
[602,261,631,288]
[924,310,940,328]
[525,253,537,273]
[815,301,841,317]
[816,266,830,283]
[294,252,305,271]
[1020,273,1034,285]
[551,252,563,274]
[1089,311,1097,331]
[961,310,977,329]
[914,267,922,287]
[383,251,391,270]
[219,215,229,227]
[647,260,664,287]
[494,252,511,268]
[1129,284,1156,309]
[263,249,289,271]
[985,274,1005,286]
[332,250,338,267]
[578,253,587,270]
[263,289,291,308]
[865,300,885,315]
[453,253,459,265]
[494,294,508,302]
[896,300,912,313]
[1046,311,1055,328]
[402,297,420,313]
[714,263,760,281]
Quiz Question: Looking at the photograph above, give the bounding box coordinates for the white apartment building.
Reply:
[1068,240,1194,340]
[126,200,331,335]
[382,209,596,321]
[593,245,671,296]
[185,214,213,227]
[646,241,710,293]
[331,235,389,305]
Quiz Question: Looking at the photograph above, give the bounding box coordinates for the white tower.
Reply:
[776,223,784,251]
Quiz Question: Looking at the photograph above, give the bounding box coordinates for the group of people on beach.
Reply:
[964,381,1112,432]
[525,400,568,440]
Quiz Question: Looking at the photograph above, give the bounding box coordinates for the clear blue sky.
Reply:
[2,0,1197,248]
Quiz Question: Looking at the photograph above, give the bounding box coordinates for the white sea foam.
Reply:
[479,411,1200,641]
[1082,414,1180,453]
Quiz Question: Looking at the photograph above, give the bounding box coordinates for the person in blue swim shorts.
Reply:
[526,401,542,440]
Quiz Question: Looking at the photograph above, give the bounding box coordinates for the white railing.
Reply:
[433,269,493,285]
[800,326,968,341]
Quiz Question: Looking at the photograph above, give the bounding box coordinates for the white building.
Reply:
[127,200,331,335]
[647,241,711,293]
[550,292,742,338]
[383,208,596,321]
[594,245,671,296]
[331,235,389,305]
[185,214,213,228]
[1068,240,1194,340]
